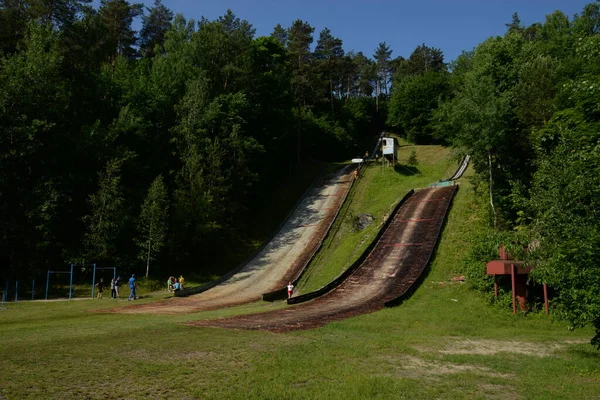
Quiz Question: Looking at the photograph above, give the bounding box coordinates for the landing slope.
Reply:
[115,166,355,314]
[190,185,457,331]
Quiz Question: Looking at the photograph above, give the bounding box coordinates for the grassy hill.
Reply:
[0,144,598,399]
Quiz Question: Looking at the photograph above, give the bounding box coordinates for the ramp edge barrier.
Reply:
[288,189,416,305]
[175,164,350,298]
[384,185,458,307]
[262,164,360,302]
[448,155,470,181]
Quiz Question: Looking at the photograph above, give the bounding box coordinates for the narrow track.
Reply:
[190,185,457,331]
[111,167,355,315]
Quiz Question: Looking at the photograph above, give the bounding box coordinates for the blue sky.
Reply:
[95,0,593,62]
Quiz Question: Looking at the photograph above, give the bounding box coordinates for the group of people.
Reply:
[167,275,185,292]
[96,274,293,301]
[95,277,120,299]
[94,274,137,301]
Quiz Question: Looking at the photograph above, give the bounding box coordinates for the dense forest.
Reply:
[0,0,399,279]
[421,6,599,346]
[1,1,599,344]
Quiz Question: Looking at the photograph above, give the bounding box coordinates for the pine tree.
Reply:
[373,41,392,111]
[315,27,344,116]
[99,0,143,61]
[287,20,314,165]
[271,23,287,46]
[505,12,522,33]
[137,175,169,277]
[139,0,173,58]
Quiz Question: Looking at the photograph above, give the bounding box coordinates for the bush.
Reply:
[407,148,418,165]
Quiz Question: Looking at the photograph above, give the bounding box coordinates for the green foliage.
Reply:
[0,22,69,275]
[407,148,418,165]
[529,97,600,346]
[139,0,173,58]
[98,0,143,60]
[463,228,531,292]
[388,70,450,143]
[136,175,169,277]
[82,159,126,263]
[394,43,445,80]
[435,2,600,345]
[373,41,393,97]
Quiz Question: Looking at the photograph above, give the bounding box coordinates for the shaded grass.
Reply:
[1,146,599,399]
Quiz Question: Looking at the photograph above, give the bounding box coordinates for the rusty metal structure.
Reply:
[486,246,549,315]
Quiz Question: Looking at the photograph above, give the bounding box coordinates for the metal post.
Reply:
[46,270,50,300]
[69,264,74,300]
[113,267,117,280]
[15,280,18,302]
[91,263,96,299]
[511,264,516,315]
[32,279,35,300]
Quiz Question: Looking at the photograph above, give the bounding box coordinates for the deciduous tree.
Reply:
[137,175,169,277]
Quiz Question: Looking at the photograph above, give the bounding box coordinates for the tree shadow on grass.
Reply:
[394,164,420,176]
[568,345,600,359]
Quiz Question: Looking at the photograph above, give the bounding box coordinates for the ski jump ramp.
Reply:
[190,185,457,331]
[116,166,355,314]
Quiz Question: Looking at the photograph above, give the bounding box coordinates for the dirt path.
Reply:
[113,166,355,315]
[189,185,457,331]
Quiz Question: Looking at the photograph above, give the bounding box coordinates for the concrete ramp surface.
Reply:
[115,166,355,314]
[189,185,457,331]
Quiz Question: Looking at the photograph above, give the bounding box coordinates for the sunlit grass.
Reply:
[299,143,457,293]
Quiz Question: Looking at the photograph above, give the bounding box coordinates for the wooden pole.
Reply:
[494,276,498,298]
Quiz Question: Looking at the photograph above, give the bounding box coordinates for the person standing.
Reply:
[179,275,185,290]
[287,282,294,299]
[95,278,105,299]
[128,274,137,301]
[114,276,121,298]
[110,278,116,299]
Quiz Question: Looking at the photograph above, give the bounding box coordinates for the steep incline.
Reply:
[190,185,457,331]
[115,166,355,314]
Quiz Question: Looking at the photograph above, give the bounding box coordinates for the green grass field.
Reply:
[1,144,599,399]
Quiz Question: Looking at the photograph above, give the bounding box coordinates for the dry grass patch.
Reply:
[439,338,589,357]
[376,354,513,380]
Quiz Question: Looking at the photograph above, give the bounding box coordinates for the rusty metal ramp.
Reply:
[190,185,457,331]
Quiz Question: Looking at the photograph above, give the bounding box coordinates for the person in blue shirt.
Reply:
[173,279,181,292]
[128,274,137,301]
